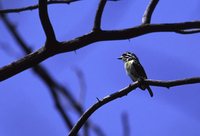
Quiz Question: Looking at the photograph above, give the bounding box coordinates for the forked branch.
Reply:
[38,0,57,46]
[1,12,105,135]
[1,13,74,130]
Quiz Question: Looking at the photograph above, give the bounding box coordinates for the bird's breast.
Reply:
[124,60,137,81]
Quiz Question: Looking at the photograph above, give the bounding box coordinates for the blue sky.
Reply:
[0,0,200,136]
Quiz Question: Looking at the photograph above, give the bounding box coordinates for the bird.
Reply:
[118,52,153,97]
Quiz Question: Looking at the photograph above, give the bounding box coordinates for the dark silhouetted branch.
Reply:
[93,0,107,31]
[145,77,200,88]
[142,0,159,24]
[0,20,200,82]
[38,0,57,46]
[1,1,200,135]
[1,13,105,135]
[0,0,79,14]
[68,77,200,135]
[68,82,139,136]
[0,13,74,130]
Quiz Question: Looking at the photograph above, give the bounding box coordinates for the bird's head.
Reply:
[118,52,138,62]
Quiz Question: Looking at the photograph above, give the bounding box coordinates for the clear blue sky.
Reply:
[0,0,200,136]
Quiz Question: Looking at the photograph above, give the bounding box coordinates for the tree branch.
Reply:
[68,77,200,136]
[145,77,200,88]
[57,21,200,53]
[0,20,200,82]
[0,0,79,14]
[142,0,159,24]
[93,0,107,31]
[1,12,106,135]
[68,82,139,136]
[0,13,75,130]
[38,0,57,46]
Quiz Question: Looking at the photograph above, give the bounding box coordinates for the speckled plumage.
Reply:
[119,52,153,97]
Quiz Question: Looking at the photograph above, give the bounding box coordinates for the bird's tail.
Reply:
[146,86,153,97]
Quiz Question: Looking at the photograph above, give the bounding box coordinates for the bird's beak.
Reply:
[117,56,122,60]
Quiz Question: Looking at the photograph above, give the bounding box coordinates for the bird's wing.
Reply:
[131,61,148,79]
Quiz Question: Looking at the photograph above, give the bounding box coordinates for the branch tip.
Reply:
[93,0,107,31]
[142,0,159,24]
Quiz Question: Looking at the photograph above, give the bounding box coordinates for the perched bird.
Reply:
[118,52,153,97]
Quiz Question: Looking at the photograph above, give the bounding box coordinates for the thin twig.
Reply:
[38,0,57,46]
[142,0,159,24]
[0,0,79,14]
[69,77,200,135]
[93,0,107,31]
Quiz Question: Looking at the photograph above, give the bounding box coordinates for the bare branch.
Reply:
[142,0,159,24]
[1,13,105,135]
[0,13,75,130]
[68,82,139,136]
[1,1,199,135]
[0,20,200,82]
[68,77,200,135]
[1,6,106,135]
[175,29,200,34]
[93,0,107,31]
[0,0,79,14]
[145,77,200,88]
[38,0,57,45]
[0,46,51,82]
[58,21,200,52]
